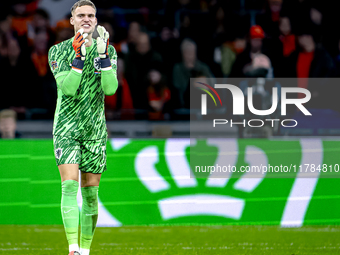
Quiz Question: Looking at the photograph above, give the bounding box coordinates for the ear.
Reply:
[70,16,74,26]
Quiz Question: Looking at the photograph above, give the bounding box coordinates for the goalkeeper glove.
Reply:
[72,28,88,73]
[96,25,109,59]
[72,28,88,61]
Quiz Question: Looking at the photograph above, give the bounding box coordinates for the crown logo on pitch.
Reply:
[125,138,268,221]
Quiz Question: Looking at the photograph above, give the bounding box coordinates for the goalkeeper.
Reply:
[48,1,118,255]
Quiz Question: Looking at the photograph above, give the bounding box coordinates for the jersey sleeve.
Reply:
[48,44,71,80]
[108,45,117,75]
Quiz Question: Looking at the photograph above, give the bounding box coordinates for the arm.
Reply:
[55,69,83,97]
[97,26,118,96]
[100,55,118,96]
[48,30,88,97]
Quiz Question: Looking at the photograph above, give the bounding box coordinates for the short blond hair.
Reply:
[71,0,96,15]
[0,109,17,120]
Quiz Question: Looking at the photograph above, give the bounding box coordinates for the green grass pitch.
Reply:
[0,225,339,254]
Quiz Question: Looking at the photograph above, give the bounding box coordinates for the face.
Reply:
[128,22,140,43]
[250,38,262,52]
[0,16,12,33]
[269,0,282,12]
[34,32,48,52]
[33,14,48,29]
[136,34,150,55]
[70,5,97,35]
[7,39,21,58]
[279,17,291,36]
[148,70,161,85]
[182,45,196,64]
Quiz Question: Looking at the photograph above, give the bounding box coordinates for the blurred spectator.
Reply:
[230,25,272,78]
[214,32,247,77]
[10,1,39,50]
[279,16,295,58]
[99,21,128,55]
[54,14,73,44]
[175,1,214,67]
[211,2,251,77]
[285,23,334,108]
[27,8,55,47]
[173,38,213,108]
[105,57,134,120]
[237,55,281,138]
[267,15,296,77]
[245,53,272,78]
[164,0,200,28]
[0,38,31,118]
[152,26,180,78]
[0,109,21,139]
[127,21,141,52]
[1,0,340,121]
[184,70,209,110]
[214,6,225,37]
[125,32,163,111]
[28,30,56,118]
[147,69,171,120]
[256,0,282,38]
[286,25,334,79]
[0,12,17,59]
[308,4,323,45]
[31,32,48,77]
[11,3,34,37]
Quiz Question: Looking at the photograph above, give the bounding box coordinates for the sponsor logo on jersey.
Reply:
[51,61,58,71]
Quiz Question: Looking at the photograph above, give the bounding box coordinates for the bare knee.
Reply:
[59,164,79,182]
[81,172,101,187]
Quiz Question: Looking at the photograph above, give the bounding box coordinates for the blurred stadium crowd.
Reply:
[1,0,340,122]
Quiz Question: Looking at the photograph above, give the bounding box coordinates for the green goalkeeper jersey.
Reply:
[48,38,117,140]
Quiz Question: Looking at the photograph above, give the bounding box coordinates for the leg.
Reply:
[79,172,101,255]
[80,172,101,187]
[59,164,79,182]
[59,164,80,253]
[54,136,82,254]
[78,138,106,255]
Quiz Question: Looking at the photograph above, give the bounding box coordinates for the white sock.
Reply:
[80,248,90,255]
[69,244,79,252]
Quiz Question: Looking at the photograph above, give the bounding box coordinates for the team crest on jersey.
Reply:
[51,61,58,71]
[55,148,63,160]
[94,57,101,71]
